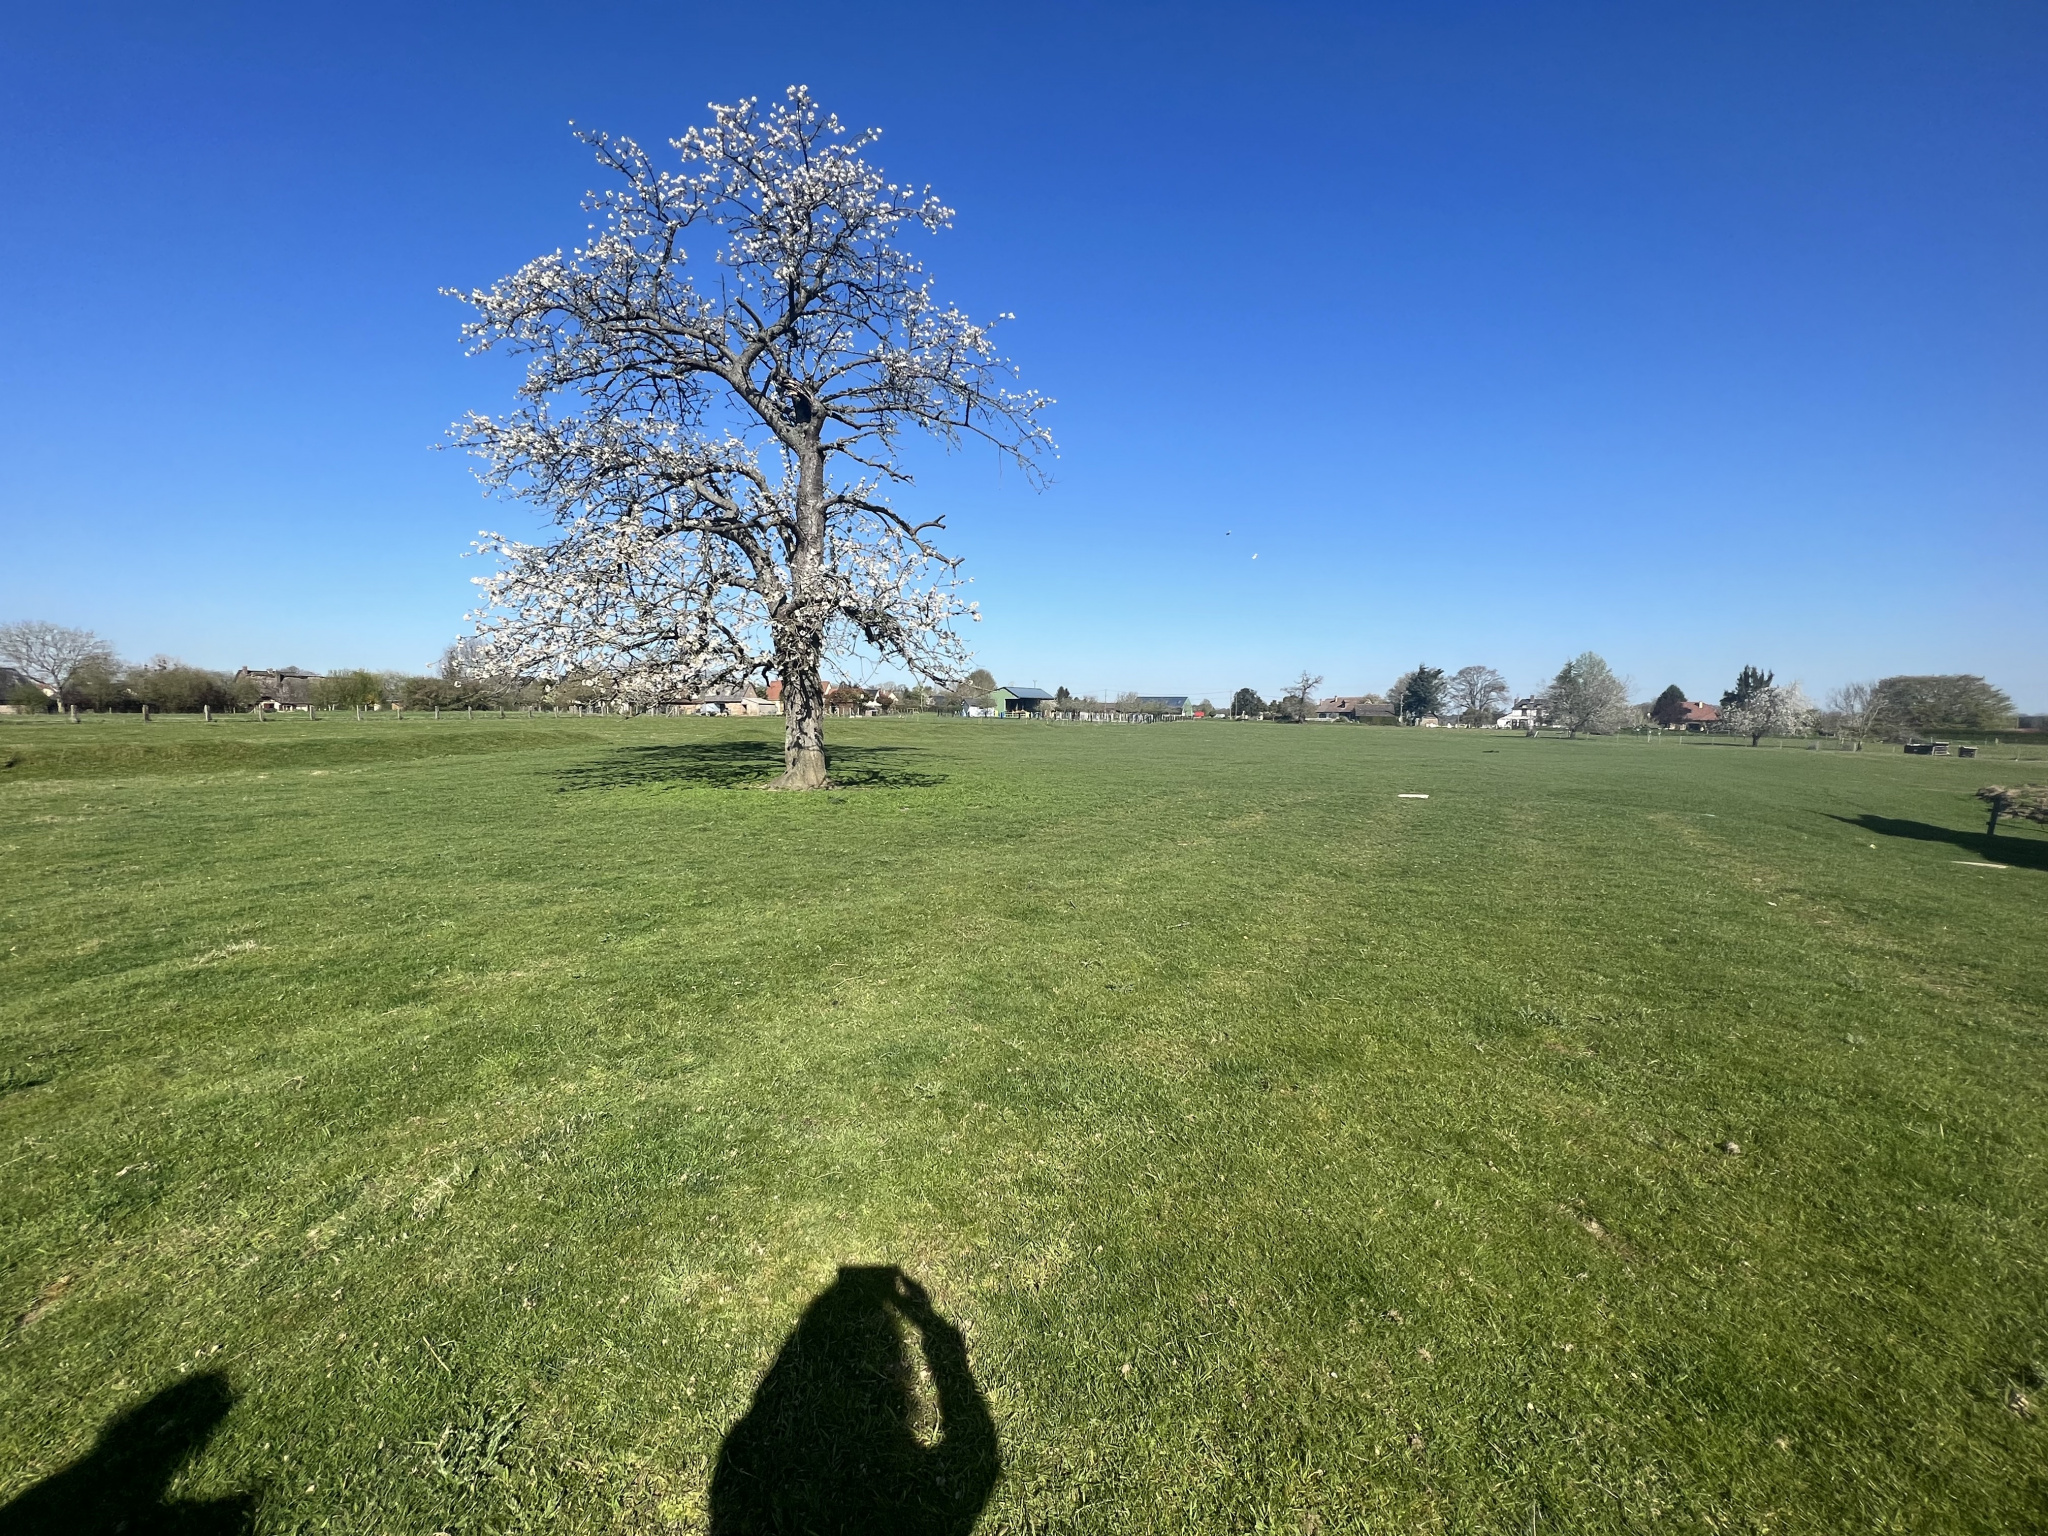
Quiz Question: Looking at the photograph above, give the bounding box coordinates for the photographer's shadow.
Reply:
[710,1265,997,1535]
[0,1372,252,1534]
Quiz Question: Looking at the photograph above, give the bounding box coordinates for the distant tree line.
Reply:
[1823,675,2016,740]
[0,622,564,715]
[7,619,2024,744]
[1636,669,2015,744]
[0,623,266,713]
[1228,662,1512,726]
[880,673,1209,718]
[0,625,1214,721]
[1220,655,2023,746]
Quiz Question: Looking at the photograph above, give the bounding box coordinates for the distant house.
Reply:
[1134,695,1192,717]
[992,686,1055,717]
[691,683,780,716]
[1677,701,1720,731]
[235,667,319,710]
[1314,696,1394,721]
[1494,697,1546,730]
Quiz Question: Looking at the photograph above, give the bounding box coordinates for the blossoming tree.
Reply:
[1542,651,1632,737]
[1721,680,1815,745]
[453,87,1053,788]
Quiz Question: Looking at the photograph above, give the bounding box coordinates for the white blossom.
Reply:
[451,87,1051,786]
[1543,651,1633,737]
[1721,682,1815,744]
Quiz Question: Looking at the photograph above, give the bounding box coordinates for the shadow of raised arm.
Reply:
[894,1271,1000,1530]
[709,1265,999,1536]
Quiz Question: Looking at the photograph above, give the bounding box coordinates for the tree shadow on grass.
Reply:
[555,740,946,793]
[0,1372,253,1534]
[1829,813,2048,872]
[709,1265,997,1536]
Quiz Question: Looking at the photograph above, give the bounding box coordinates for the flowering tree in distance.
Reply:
[454,88,1053,788]
[1544,652,1632,737]
[1721,680,1815,745]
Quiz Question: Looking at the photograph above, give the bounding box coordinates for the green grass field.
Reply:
[3,715,2045,1534]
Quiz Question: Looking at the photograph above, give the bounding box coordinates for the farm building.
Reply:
[688,684,780,716]
[991,686,1055,717]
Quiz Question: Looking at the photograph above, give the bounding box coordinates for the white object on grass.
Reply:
[1398,793,1429,799]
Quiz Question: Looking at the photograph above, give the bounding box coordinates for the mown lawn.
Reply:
[2,714,2045,1534]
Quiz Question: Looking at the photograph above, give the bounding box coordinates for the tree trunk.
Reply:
[769,637,829,790]
[765,444,832,791]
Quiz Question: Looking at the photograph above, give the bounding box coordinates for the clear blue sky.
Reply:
[3,1,2043,708]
